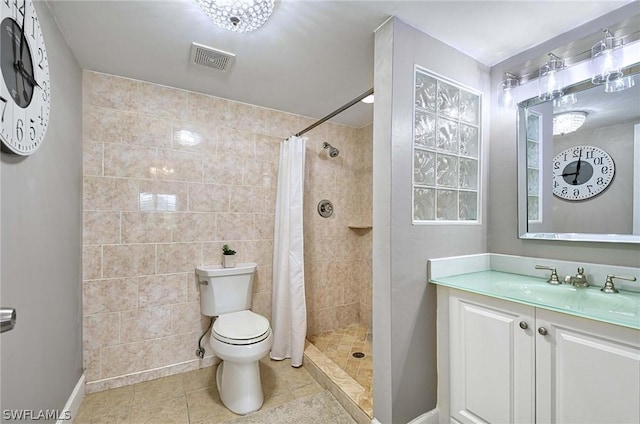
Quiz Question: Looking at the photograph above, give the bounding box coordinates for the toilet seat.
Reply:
[213,310,271,345]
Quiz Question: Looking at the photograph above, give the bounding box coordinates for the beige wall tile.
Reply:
[184,92,230,125]
[253,265,272,294]
[83,142,103,176]
[170,302,206,334]
[121,306,173,343]
[133,81,187,118]
[201,242,225,268]
[101,340,152,378]
[215,213,254,241]
[84,176,139,211]
[121,212,173,243]
[202,153,243,185]
[84,278,138,315]
[156,149,203,182]
[188,184,229,212]
[84,106,123,143]
[104,143,157,179]
[83,348,101,382]
[229,186,266,214]
[263,108,300,138]
[251,292,271,321]
[83,246,102,281]
[172,213,216,242]
[138,180,188,212]
[242,159,276,188]
[83,313,120,349]
[171,120,217,154]
[121,112,173,148]
[228,102,265,134]
[103,244,156,278]
[84,71,137,110]
[254,134,281,162]
[139,273,187,308]
[254,213,275,240]
[217,127,255,157]
[241,239,273,266]
[84,211,121,245]
[156,242,202,274]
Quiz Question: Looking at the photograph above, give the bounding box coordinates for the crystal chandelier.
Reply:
[553,111,587,136]
[198,0,275,33]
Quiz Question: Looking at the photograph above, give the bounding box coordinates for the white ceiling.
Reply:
[46,0,633,128]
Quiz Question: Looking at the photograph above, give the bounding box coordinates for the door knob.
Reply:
[538,327,548,336]
[519,321,528,330]
[1,308,17,333]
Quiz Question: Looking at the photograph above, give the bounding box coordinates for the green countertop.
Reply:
[430,270,640,330]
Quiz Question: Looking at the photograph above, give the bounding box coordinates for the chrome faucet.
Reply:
[564,267,589,288]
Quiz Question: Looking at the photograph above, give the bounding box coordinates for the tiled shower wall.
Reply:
[82,71,372,390]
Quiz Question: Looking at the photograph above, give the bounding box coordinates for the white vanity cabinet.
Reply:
[443,288,640,424]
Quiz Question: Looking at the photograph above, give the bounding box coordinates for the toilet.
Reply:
[195,262,273,415]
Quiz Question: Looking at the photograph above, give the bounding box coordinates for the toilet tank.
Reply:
[195,262,257,316]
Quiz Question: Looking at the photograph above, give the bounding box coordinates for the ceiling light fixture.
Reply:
[591,29,623,85]
[604,75,635,93]
[539,53,565,101]
[498,72,519,109]
[198,0,275,33]
[553,111,587,136]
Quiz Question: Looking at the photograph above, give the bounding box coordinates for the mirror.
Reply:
[517,63,640,244]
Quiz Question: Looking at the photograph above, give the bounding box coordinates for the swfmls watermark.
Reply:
[2,409,72,421]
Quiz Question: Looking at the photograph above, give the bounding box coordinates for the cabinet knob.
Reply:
[519,321,528,330]
[538,327,548,336]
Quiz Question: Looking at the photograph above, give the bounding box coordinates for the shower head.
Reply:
[322,142,339,158]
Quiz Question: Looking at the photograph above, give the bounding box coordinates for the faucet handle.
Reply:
[535,265,561,285]
[601,274,637,294]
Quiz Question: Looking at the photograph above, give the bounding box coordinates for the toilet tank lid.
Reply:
[196,262,257,277]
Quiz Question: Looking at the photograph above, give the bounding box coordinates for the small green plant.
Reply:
[222,244,236,255]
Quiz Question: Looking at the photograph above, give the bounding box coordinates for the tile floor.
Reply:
[75,357,333,423]
[307,324,373,396]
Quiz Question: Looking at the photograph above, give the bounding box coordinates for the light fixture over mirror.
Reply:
[498,72,519,109]
[198,0,275,33]
[539,53,565,101]
[591,29,623,85]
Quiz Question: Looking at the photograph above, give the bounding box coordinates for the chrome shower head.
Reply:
[323,142,339,158]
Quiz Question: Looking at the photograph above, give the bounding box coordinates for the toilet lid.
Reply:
[212,310,270,345]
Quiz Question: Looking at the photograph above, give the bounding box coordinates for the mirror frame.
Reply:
[515,42,640,244]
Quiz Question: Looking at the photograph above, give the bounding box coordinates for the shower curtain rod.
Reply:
[294,88,374,137]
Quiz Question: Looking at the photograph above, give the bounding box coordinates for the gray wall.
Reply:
[373,18,490,423]
[489,4,640,266]
[1,1,83,420]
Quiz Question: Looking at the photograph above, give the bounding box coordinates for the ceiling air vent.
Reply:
[190,42,235,72]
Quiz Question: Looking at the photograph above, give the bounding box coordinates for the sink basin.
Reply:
[511,283,639,320]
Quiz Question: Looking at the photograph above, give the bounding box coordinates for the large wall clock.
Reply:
[0,0,50,156]
[552,145,615,201]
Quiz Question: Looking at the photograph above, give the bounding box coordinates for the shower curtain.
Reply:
[270,135,307,367]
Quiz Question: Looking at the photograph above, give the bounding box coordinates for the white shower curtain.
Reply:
[270,135,307,367]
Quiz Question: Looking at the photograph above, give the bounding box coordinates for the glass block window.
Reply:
[526,112,542,222]
[413,68,481,223]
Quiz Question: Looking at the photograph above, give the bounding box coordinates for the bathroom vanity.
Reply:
[429,254,640,424]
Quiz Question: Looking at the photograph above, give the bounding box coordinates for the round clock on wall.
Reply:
[0,0,50,156]
[552,145,615,201]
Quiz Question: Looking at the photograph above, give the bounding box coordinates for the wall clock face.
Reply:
[0,0,50,156]
[552,145,615,201]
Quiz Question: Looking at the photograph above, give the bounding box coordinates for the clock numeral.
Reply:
[3,0,9,9]
[13,0,24,16]
[30,15,37,39]
[554,161,560,170]
[37,105,44,126]
[593,157,603,165]
[561,187,568,196]
[41,81,48,101]
[585,150,594,159]
[38,47,44,70]
[572,149,581,158]
[573,188,580,197]
[16,118,24,142]
[587,185,593,194]
[553,180,559,188]
[597,177,604,185]
[0,96,7,123]
[601,165,609,174]
[29,118,35,140]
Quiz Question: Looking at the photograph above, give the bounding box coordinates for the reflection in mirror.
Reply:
[517,65,640,243]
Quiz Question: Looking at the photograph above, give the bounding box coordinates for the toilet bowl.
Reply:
[195,263,272,415]
[210,310,273,414]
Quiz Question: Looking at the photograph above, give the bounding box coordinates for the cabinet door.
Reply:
[449,290,535,424]
[536,309,640,424]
